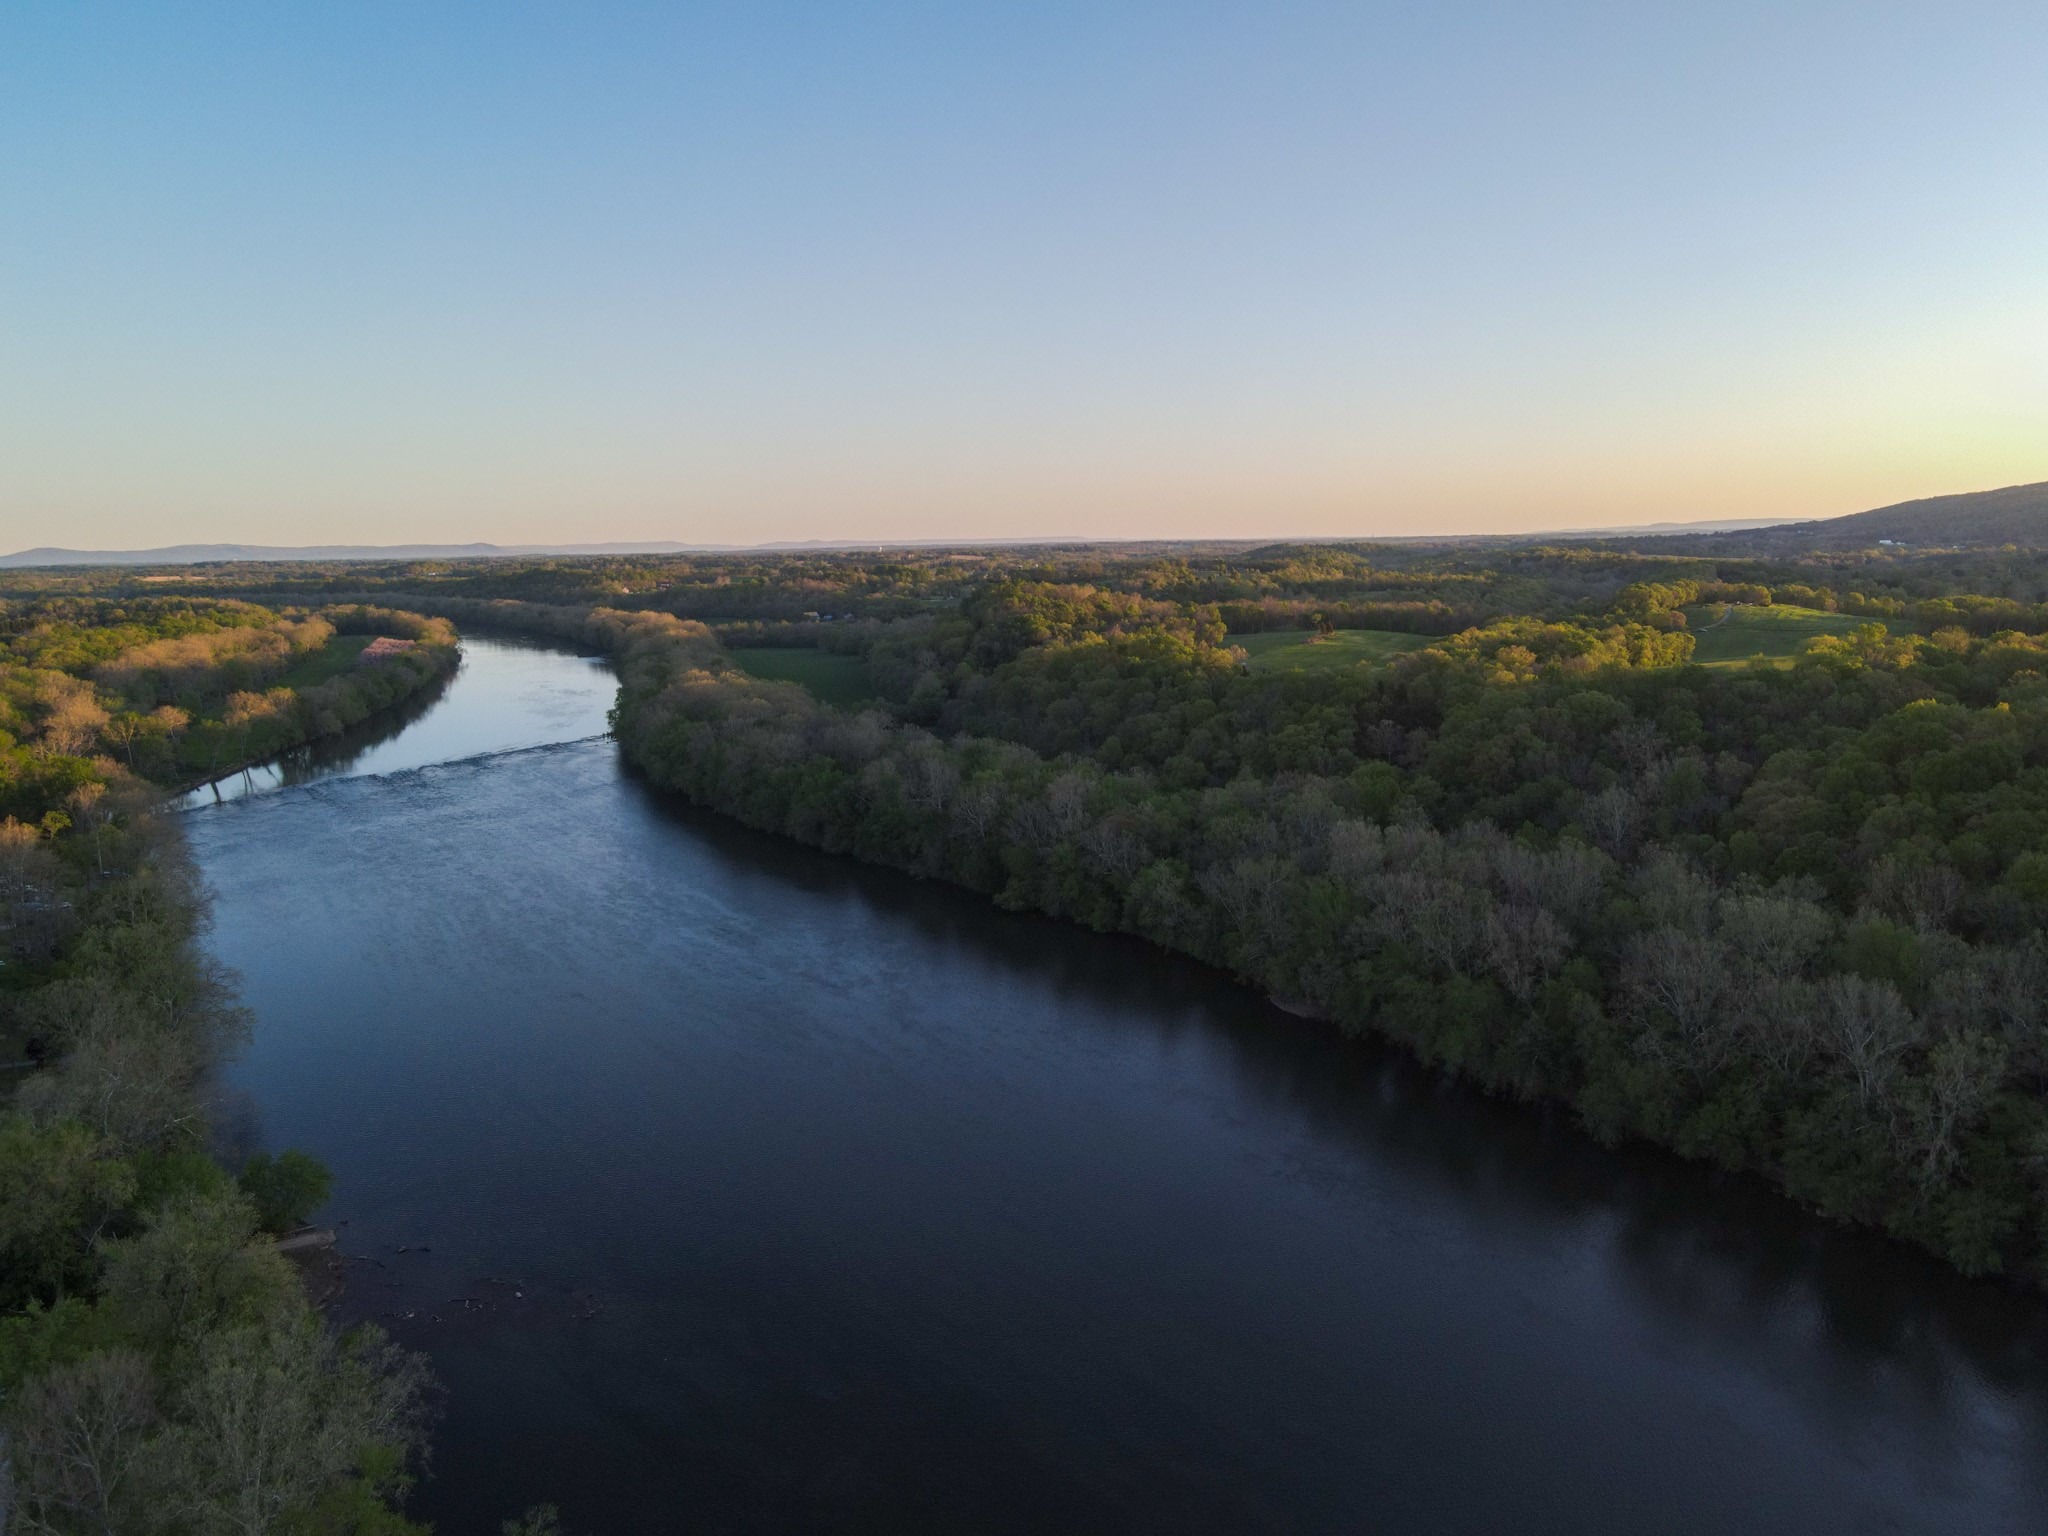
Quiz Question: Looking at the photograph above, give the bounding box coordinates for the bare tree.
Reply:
[1201,856,1298,970]
[1734,975,1823,1081]
[1493,842,1610,931]
[5,1349,159,1536]
[1483,902,1568,1003]
[1081,818,1148,883]
[1864,855,1965,934]
[1621,927,1736,1082]
[1716,892,1836,977]
[142,1319,432,1536]
[1321,819,1386,887]
[1610,718,1668,776]
[1896,1030,2009,1189]
[947,781,1005,843]
[1928,941,2048,1081]
[896,739,960,813]
[1369,869,1486,977]
[18,1022,209,1154]
[1580,785,1642,860]
[1629,848,1714,931]
[0,819,65,963]
[1819,974,1922,1112]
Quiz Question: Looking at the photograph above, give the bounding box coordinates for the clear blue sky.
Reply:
[2,2,2043,548]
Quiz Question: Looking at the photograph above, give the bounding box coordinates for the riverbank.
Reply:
[170,605,460,798]
[358,595,2048,1289]
[0,796,434,1529]
[186,643,2048,1535]
[0,596,463,1530]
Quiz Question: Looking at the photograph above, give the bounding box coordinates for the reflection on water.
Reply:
[187,642,2048,1535]
[181,635,614,808]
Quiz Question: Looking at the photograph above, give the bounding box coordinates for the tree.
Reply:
[0,1115,136,1308]
[3,1348,159,1536]
[34,675,110,757]
[97,1191,297,1359]
[1896,1031,2008,1189]
[1580,784,1642,859]
[143,1317,431,1536]
[1818,974,1921,1113]
[64,784,109,875]
[17,987,213,1155]
[99,712,146,770]
[1621,927,1736,1084]
[238,1151,334,1234]
[0,816,65,962]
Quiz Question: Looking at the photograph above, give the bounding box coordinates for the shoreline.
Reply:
[166,631,461,800]
[353,594,2048,1291]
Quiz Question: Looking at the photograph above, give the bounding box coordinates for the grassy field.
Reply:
[1236,628,1436,673]
[1681,604,1887,667]
[728,646,877,706]
[276,633,373,689]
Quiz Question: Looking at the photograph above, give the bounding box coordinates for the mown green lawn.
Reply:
[1681,604,1888,667]
[728,646,877,706]
[1236,628,1436,673]
[276,633,374,689]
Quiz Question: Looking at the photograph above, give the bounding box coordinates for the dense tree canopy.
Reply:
[0,593,452,1532]
[18,538,2048,1439]
[363,547,2048,1283]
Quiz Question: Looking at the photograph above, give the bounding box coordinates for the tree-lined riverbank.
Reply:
[376,594,2048,1285]
[0,595,460,1531]
[188,633,2048,1535]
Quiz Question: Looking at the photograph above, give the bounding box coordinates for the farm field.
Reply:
[275,632,374,688]
[1681,604,1888,667]
[728,645,877,706]
[1236,628,1436,673]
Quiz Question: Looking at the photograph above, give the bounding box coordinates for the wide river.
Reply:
[187,636,2048,1534]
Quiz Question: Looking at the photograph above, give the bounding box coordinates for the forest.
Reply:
[16,532,2048,1524]
[198,533,2048,1284]
[0,594,459,1533]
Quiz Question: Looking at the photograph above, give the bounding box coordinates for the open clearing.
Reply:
[1681,605,1889,667]
[728,646,877,706]
[1236,628,1436,673]
[277,633,374,689]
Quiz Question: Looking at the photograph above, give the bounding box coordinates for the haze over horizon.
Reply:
[3,3,2044,551]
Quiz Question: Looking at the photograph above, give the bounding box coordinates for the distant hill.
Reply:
[0,536,1121,568]
[0,519,1795,568]
[9,486,2043,567]
[1792,480,2048,548]
[0,541,713,568]
[1621,480,2048,555]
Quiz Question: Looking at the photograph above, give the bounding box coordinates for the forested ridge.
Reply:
[0,595,464,1533]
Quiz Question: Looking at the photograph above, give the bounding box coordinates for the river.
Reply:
[184,635,2048,1534]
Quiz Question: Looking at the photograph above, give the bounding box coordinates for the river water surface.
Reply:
[186,636,2048,1534]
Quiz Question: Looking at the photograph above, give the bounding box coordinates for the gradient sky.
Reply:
[3,2,2044,549]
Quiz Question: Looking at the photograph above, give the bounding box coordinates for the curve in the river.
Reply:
[186,636,2048,1535]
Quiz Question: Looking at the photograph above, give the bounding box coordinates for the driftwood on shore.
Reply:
[1268,996,1334,1022]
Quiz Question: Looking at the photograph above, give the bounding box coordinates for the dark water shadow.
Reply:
[622,770,2048,1413]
